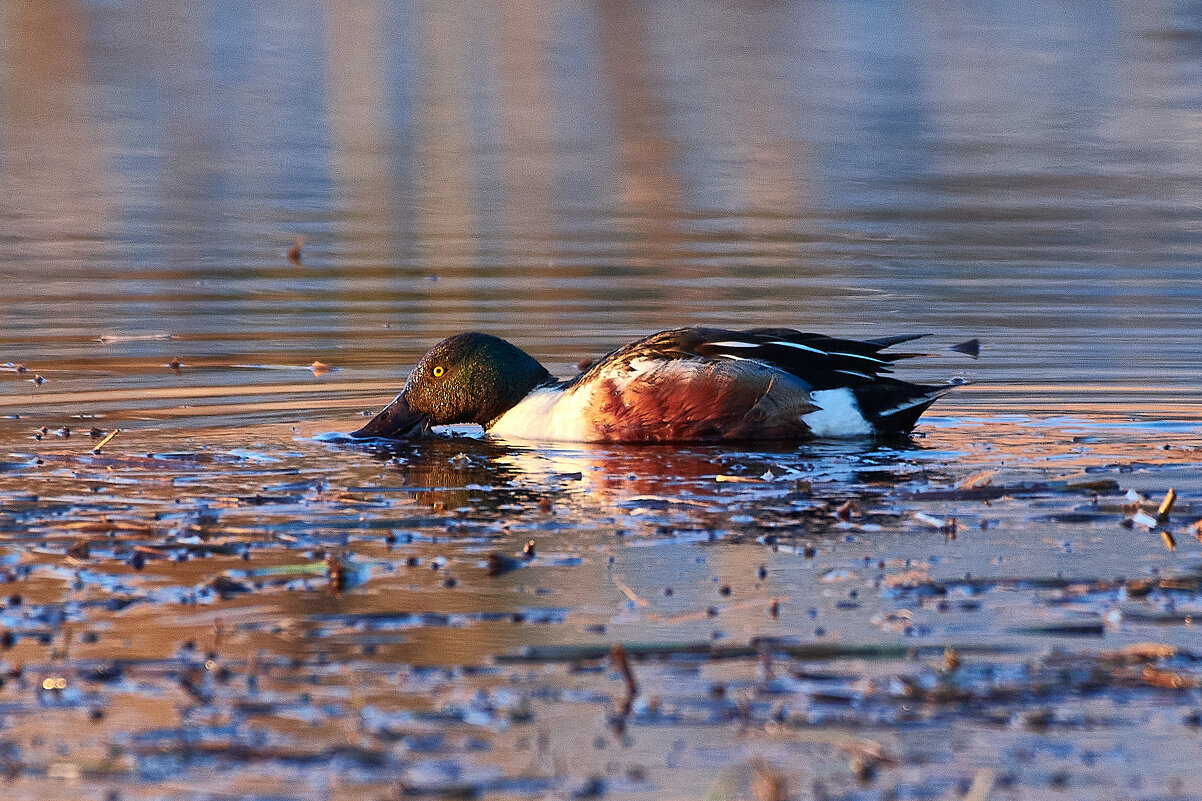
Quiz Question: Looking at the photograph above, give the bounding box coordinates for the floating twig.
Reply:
[962,769,995,801]
[611,574,648,607]
[1156,488,1176,523]
[956,470,997,490]
[327,553,345,594]
[914,511,956,535]
[610,643,639,701]
[91,428,122,454]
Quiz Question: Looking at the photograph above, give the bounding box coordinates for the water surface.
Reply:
[3,2,1202,799]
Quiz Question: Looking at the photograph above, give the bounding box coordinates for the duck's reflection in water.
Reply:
[350,425,925,528]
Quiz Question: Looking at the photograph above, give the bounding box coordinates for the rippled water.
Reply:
[3,2,1202,799]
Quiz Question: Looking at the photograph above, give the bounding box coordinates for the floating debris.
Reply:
[1156,488,1176,523]
[1009,622,1106,637]
[487,551,524,577]
[96,333,174,343]
[913,511,956,535]
[90,428,122,454]
[327,553,345,594]
[750,759,787,801]
[956,469,997,489]
[904,478,1121,501]
[611,574,649,607]
[835,499,857,521]
[2,406,1201,799]
[963,769,995,801]
[1131,509,1159,529]
[610,643,639,701]
[286,236,304,264]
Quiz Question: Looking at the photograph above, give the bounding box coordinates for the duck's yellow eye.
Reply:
[432,365,445,378]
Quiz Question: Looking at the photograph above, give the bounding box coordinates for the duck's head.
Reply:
[350,332,553,439]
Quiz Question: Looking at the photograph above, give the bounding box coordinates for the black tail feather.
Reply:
[852,379,953,435]
[862,333,926,350]
[949,338,981,358]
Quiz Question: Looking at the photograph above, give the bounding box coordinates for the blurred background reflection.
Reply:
[3,0,1202,421]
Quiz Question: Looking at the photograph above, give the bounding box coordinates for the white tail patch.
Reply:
[802,388,874,437]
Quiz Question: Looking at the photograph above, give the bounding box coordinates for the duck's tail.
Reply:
[853,378,961,435]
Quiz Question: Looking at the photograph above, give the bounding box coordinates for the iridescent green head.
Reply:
[351,333,553,438]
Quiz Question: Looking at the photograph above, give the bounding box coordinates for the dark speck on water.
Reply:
[4,3,1202,799]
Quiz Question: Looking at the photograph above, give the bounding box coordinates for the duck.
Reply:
[350,327,962,443]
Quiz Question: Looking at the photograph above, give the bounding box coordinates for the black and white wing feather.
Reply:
[694,328,925,389]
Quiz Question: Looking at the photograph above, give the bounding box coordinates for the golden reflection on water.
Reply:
[324,0,399,265]
[3,0,1202,410]
[1,0,116,263]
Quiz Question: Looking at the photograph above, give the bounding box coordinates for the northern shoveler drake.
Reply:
[350,327,963,443]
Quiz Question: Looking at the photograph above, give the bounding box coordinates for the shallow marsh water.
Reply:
[4,2,1202,800]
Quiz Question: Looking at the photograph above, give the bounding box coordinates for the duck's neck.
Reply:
[478,347,555,427]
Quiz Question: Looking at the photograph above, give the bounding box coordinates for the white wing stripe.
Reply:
[767,340,826,354]
[828,351,887,364]
[708,340,761,348]
[877,396,932,416]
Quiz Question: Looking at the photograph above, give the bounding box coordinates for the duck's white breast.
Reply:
[488,385,596,443]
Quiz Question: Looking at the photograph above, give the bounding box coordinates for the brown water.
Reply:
[4,3,1202,800]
